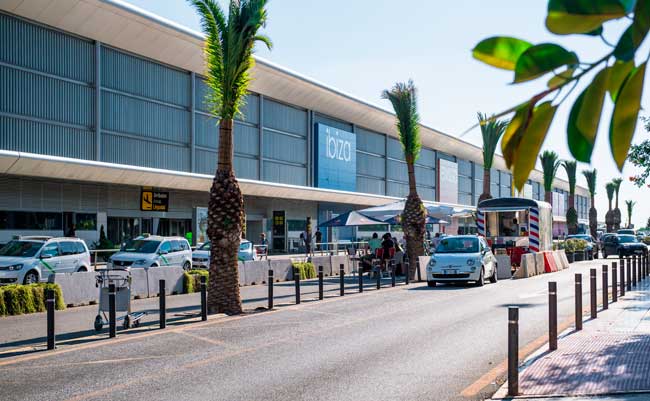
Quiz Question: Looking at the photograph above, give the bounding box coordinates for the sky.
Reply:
[125,0,650,228]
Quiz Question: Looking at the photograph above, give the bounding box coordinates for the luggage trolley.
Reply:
[94,267,146,332]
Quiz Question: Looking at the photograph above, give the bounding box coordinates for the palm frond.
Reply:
[188,0,271,120]
[540,150,560,192]
[562,160,577,196]
[612,177,623,197]
[477,112,508,170]
[605,182,615,202]
[582,169,597,197]
[381,80,421,162]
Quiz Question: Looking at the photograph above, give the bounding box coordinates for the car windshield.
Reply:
[619,235,638,243]
[435,237,478,254]
[0,241,43,257]
[240,242,251,251]
[120,239,161,253]
[199,241,211,250]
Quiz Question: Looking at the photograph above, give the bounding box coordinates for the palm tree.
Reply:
[625,200,636,229]
[381,80,425,280]
[189,0,272,315]
[582,169,597,239]
[605,182,615,232]
[477,113,508,203]
[562,160,578,234]
[612,178,623,231]
[540,150,560,205]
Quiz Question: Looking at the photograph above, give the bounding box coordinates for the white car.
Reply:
[192,239,255,269]
[108,235,192,270]
[0,236,92,285]
[426,235,497,287]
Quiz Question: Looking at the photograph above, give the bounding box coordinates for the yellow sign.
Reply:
[141,190,169,212]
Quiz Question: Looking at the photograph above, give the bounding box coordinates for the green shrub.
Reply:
[0,283,64,316]
[565,238,588,253]
[292,262,316,280]
[184,269,209,293]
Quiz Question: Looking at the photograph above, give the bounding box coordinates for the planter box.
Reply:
[574,251,585,262]
[566,252,575,263]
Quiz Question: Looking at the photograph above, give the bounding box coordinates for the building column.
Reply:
[95,41,101,161]
[190,72,196,173]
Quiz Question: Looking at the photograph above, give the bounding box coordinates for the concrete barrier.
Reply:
[330,255,350,274]
[534,253,546,276]
[52,271,97,306]
[310,256,332,276]
[130,268,149,299]
[418,256,430,281]
[514,254,535,279]
[241,260,269,285]
[147,266,185,296]
[552,250,565,271]
[495,255,512,279]
[269,259,293,281]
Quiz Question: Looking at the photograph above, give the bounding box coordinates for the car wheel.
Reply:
[602,250,607,259]
[123,315,131,330]
[427,281,436,287]
[94,315,103,332]
[619,250,624,259]
[182,261,191,271]
[77,266,88,272]
[475,268,485,287]
[23,271,39,284]
[489,265,498,283]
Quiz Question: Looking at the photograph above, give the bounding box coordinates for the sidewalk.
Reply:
[493,276,650,400]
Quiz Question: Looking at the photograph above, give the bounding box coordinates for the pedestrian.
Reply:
[432,233,441,250]
[66,224,76,238]
[368,232,381,255]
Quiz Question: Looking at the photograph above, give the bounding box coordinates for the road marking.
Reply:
[460,316,575,398]
[175,330,227,346]
[0,355,172,371]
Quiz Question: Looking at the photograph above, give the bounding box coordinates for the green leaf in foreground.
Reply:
[610,62,646,170]
[546,0,632,35]
[514,43,578,83]
[614,0,650,61]
[608,61,635,102]
[472,36,532,70]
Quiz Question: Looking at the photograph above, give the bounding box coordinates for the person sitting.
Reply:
[368,233,381,254]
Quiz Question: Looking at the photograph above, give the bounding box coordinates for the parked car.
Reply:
[426,235,497,287]
[602,234,648,258]
[617,229,636,235]
[108,235,192,270]
[192,239,255,269]
[0,236,91,285]
[567,234,599,258]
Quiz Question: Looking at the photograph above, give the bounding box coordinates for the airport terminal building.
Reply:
[0,0,590,251]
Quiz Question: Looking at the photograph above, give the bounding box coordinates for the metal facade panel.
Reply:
[262,98,307,137]
[233,123,259,157]
[357,152,385,179]
[101,91,190,144]
[0,116,95,160]
[194,76,211,112]
[387,137,404,161]
[387,159,408,182]
[262,161,306,186]
[418,148,436,168]
[262,130,306,164]
[355,127,385,155]
[0,13,93,83]
[415,165,435,188]
[1,66,94,127]
[313,113,352,132]
[101,46,190,106]
[41,181,62,211]
[195,113,218,148]
[80,184,99,211]
[0,176,20,209]
[101,133,190,172]
[195,148,216,175]
[239,94,259,124]
[20,179,41,210]
[386,181,408,199]
[62,183,80,210]
[356,176,385,196]
[234,156,259,180]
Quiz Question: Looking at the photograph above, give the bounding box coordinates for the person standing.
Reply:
[315,228,322,251]
[368,233,381,254]
[66,224,76,238]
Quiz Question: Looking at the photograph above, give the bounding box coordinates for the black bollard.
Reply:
[508,307,519,397]
[612,263,618,303]
[159,279,166,329]
[633,256,637,287]
[590,269,597,319]
[340,264,345,297]
[46,288,56,350]
[637,255,642,284]
[548,282,557,351]
[200,275,207,321]
[627,258,632,292]
[575,274,582,331]
[109,283,116,338]
[404,255,410,285]
[391,261,396,287]
[376,262,381,290]
[268,269,274,310]
[294,266,301,305]
[602,266,608,310]
[318,265,324,300]
[416,258,422,282]
[620,261,626,296]
[358,265,363,293]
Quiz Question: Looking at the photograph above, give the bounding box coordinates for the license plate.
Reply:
[444,269,458,275]
[635,250,643,254]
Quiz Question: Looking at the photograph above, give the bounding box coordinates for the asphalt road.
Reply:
[0,259,624,401]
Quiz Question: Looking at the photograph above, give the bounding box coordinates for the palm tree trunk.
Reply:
[478,168,491,202]
[545,190,552,204]
[207,119,244,315]
[403,156,425,280]
[589,195,597,239]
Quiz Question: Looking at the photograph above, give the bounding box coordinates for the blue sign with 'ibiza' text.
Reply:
[314,123,356,191]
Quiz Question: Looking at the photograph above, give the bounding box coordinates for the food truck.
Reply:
[477,198,552,260]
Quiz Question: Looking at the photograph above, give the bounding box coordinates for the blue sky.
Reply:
[125,0,650,227]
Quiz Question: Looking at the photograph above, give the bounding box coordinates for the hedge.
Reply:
[184,269,209,294]
[0,283,65,317]
[292,262,316,280]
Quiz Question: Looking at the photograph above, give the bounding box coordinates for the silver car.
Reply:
[108,235,192,270]
[0,236,92,285]
[192,239,255,269]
